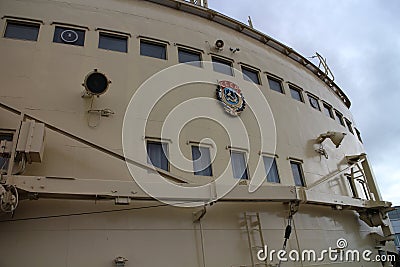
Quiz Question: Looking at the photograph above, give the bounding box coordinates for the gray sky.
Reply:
[209,0,400,205]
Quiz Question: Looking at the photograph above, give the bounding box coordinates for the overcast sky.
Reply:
[209,0,400,205]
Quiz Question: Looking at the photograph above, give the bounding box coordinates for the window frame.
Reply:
[230,150,249,180]
[354,128,363,143]
[288,84,304,102]
[241,64,261,85]
[307,93,321,111]
[266,74,284,94]
[344,118,354,134]
[3,19,40,41]
[322,101,335,119]
[334,109,346,126]
[211,55,234,76]
[191,145,213,176]
[290,160,306,187]
[146,140,170,172]
[98,31,129,53]
[53,25,86,46]
[262,155,280,183]
[177,46,202,67]
[394,233,400,247]
[140,38,168,60]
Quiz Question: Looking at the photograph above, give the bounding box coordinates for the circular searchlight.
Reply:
[83,69,111,96]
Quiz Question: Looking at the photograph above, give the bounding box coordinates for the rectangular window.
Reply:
[263,156,280,183]
[191,146,212,176]
[322,102,334,119]
[212,56,233,76]
[394,234,400,247]
[290,161,305,187]
[308,94,320,111]
[53,26,85,46]
[4,20,40,41]
[0,133,14,173]
[267,76,284,93]
[388,209,400,220]
[140,40,167,59]
[98,32,128,53]
[231,151,249,180]
[242,66,260,84]
[335,110,345,126]
[178,48,202,67]
[289,85,303,102]
[393,221,400,233]
[355,128,363,143]
[345,118,354,134]
[146,141,169,171]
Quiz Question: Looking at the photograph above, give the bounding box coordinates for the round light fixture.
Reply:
[215,39,224,50]
[83,69,111,96]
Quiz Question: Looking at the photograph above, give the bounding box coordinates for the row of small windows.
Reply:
[267,75,362,142]
[4,18,362,142]
[4,20,131,52]
[146,141,306,186]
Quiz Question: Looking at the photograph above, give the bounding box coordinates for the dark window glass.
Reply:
[178,48,201,67]
[212,57,233,76]
[0,133,14,173]
[308,94,320,110]
[140,40,166,59]
[146,141,169,171]
[355,128,363,143]
[289,85,303,102]
[394,234,400,246]
[345,119,354,134]
[290,161,305,186]
[191,146,212,176]
[231,151,248,180]
[335,110,345,126]
[388,209,399,220]
[53,26,85,46]
[242,66,260,84]
[393,220,400,234]
[4,21,39,41]
[263,156,280,183]
[98,33,127,53]
[322,103,334,119]
[267,76,284,93]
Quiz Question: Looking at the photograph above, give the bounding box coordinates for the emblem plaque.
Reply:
[216,80,246,116]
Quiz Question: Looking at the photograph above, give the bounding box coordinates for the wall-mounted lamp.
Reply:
[214,39,224,51]
[114,256,128,267]
[317,131,346,148]
[82,69,111,98]
[81,69,114,127]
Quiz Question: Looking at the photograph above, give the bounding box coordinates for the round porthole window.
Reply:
[83,70,111,96]
[61,29,79,43]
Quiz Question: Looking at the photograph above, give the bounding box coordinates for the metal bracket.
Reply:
[115,196,131,205]
[193,205,207,223]
[289,200,300,216]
